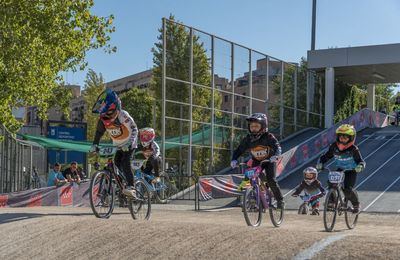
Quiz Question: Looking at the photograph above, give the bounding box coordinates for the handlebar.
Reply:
[237,158,272,168]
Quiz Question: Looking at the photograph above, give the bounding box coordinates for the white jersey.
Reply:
[94,110,138,148]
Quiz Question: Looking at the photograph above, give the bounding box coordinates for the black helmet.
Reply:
[246,113,268,141]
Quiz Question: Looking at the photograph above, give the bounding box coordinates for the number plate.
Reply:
[98,147,116,156]
[131,160,144,170]
[328,171,344,184]
[244,168,256,179]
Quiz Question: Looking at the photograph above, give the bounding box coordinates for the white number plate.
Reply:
[131,160,144,170]
[328,171,344,184]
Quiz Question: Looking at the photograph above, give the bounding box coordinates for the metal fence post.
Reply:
[280,62,284,138]
[249,49,252,115]
[210,35,215,174]
[161,18,167,173]
[265,56,270,117]
[230,43,235,158]
[294,66,298,131]
[188,27,193,182]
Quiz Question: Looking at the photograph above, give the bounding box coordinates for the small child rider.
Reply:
[316,124,366,214]
[138,128,162,183]
[90,89,138,198]
[230,113,284,209]
[292,167,326,215]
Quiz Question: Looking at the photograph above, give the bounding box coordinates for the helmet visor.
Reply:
[337,134,350,144]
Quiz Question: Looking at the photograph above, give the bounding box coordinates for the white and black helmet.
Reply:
[303,166,318,185]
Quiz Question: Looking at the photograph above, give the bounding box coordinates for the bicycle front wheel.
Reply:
[128,179,151,220]
[323,189,338,232]
[155,175,177,204]
[269,193,284,227]
[89,170,115,219]
[345,199,359,229]
[298,203,309,215]
[242,186,263,227]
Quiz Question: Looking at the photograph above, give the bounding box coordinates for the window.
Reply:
[242,92,246,99]
[242,106,246,114]
[224,95,228,102]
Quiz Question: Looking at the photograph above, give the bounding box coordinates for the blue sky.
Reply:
[67,0,400,94]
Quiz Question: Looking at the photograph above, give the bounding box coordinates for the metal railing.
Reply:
[160,18,325,178]
[0,124,45,193]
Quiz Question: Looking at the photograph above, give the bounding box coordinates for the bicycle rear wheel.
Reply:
[323,189,338,232]
[345,199,359,229]
[269,192,284,227]
[128,179,151,220]
[89,171,115,219]
[242,186,263,227]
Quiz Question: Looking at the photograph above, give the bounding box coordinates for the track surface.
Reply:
[0,206,399,260]
[1,127,399,259]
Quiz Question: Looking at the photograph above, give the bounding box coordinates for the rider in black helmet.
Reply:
[230,113,284,209]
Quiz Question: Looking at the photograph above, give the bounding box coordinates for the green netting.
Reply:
[18,124,230,153]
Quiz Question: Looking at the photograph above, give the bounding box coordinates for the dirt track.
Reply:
[0,206,399,259]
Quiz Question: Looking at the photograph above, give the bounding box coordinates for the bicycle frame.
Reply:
[244,166,271,209]
[131,159,167,193]
[134,170,167,192]
[326,169,348,212]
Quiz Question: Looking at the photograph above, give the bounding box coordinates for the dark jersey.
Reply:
[293,180,325,196]
[319,143,365,171]
[232,132,282,162]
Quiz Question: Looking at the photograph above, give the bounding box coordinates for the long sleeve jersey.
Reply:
[232,132,282,162]
[93,110,138,149]
[319,143,365,171]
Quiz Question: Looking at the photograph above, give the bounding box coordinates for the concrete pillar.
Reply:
[325,67,335,128]
[367,84,376,111]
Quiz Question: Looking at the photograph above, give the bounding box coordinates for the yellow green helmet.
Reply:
[336,124,356,149]
[336,124,356,136]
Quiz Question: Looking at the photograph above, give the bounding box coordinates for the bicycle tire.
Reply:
[242,186,263,227]
[345,199,359,229]
[128,179,151,220]
[323,189,338,232]
[155,175,170,204]
[89,170,115,219]
[269,193,284,227]
[298,203,309,215]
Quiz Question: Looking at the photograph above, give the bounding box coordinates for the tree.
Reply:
[48,84,73,121]
[120,88,155,129]
[0,0,115,133]
[334,84,395,123]
[82,69,106,142]
[151,15,222,177]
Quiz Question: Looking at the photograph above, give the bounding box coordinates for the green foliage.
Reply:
[120,88,155,129]
[48,84,73,121]
[334,85,366,123]
[0,0,115,133]
[82,69,106,142]
[334,84,394,123]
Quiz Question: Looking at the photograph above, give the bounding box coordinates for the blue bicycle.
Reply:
[131,159,178,203]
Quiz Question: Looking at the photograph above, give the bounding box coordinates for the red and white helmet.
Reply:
[139,128,155,147]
